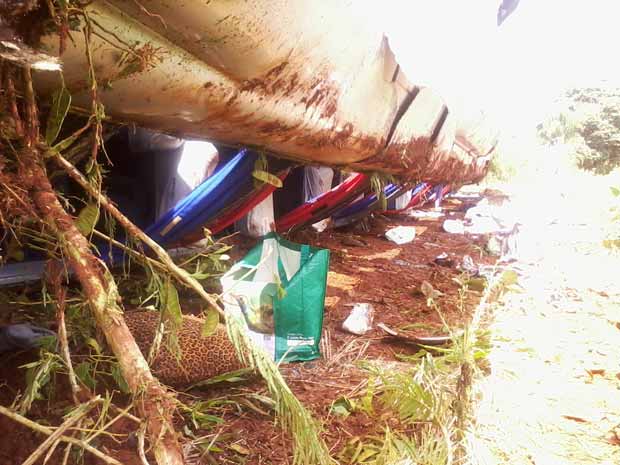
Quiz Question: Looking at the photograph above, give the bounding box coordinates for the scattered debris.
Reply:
[586,368,606,377]
[385,226,417,245]
[341,236,368,247]
[443,219,466,234]
[465,277,488,292]
[562,415,589,424]
[377,322,454,346]
[434,252,455,267]
[393,258,427,269]
[459,255,479,275]
[486,234,503,256]
[420,280,444,302]
[408,210,444,220]
[342,303,375,335]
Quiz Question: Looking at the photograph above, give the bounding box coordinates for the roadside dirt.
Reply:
[469,190,620,465]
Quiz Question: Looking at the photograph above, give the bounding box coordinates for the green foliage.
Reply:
[485,145,518,182]
[75,203,100,236]
[45,86,71,145]
[179,398,228,431]
[19,352,63,413]
[335,361,452,465]
[75,361,97,389]
[338,428,448,465]
[537,87,620,175]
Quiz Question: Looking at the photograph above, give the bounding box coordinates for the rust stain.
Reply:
[238,61,340,122]
[321,99,338,119]
[239,61,289,94]
[259,121,294,135]
[285,71,299,95]
[351,137,432,179]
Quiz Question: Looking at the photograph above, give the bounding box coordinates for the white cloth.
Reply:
[156,141,219,219]
[303,166,334,201]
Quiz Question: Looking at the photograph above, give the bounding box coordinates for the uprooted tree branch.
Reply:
[2,62,186,464]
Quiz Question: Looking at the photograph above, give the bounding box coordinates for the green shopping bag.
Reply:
[221,233,329,362]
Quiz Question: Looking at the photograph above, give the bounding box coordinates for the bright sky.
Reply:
[362,0,620,135]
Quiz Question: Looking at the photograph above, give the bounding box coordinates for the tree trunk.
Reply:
[18,145,185,465]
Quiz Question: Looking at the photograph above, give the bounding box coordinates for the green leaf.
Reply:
[467,277,487,292]
[20,354,60,413]
[276,280,287,300]
[357,447,379,462]
[191,411,223,429]
[75,361,96,390]
[75,203,100,236]
[201,309,219,338]
[163,280,183,328]
[500,269,519,286]
[330,397,354,417]
[111,364,131,393]
[360,377,375,414]
[85,337,102,355]
[37,335,58,352]
[610,186,620,197]
[228,443,250,455]
[45,87,71,145]
[252,169,283,187]
[52,130,82,153]
[348,439,364,464]
[188,368,252,389]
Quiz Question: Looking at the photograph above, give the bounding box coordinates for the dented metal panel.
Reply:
[28,0,496,183]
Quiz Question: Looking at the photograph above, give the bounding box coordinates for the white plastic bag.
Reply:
[342,303,375,335]
[236,194,275,238]
[443,219,465,234]
[385,226,416,245]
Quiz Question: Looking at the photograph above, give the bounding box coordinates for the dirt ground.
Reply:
[0,195,493,465]
[3,185,617,465]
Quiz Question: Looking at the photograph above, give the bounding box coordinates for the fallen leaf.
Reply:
[562,415,588,423]
[228,443,250,455]
[605,428,620,446]
[467,277,487,292]
[421,281,442,299]
[586,368,605,377]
